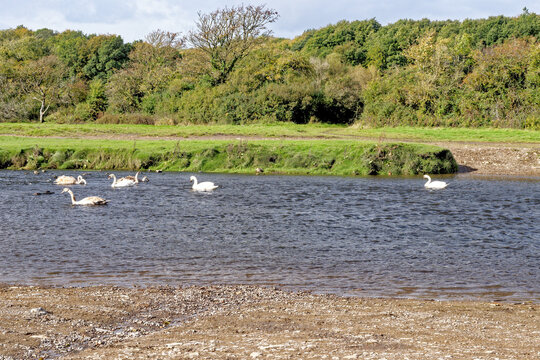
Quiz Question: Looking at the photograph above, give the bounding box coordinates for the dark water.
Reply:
[0,170,538,302]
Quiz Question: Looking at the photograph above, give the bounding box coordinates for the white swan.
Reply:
[190,175,218,191]
[108,173,136,188]
[423,174,448,189]
[61,188,108,205]
[54,175,87,185]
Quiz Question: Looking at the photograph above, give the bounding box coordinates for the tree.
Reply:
[146,29,184,49]
[86,78,107,117]
[187,4,279,84]
[105,30,183,114]
[20,55,67,122]
[135,30,183,93]
[290,19,380,66]
[106,68,141,113]
[82,35,131,80]
[52,30,89,78]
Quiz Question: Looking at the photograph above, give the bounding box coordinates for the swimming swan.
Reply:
[61,188,108,205]
[423,174,448,189]
[190,175,218,191]
[54,175,87,185]
[108,174,136,188]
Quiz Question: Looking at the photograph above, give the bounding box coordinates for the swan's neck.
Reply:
[135,172,139,182]
[192,178,198,186]
[425,175,431,185]
[68,190,76,204]
[110,174,117,185]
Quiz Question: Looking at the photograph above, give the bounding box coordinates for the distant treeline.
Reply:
[0,7,538,128]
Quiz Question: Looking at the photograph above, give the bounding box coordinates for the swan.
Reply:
[54,175,87,185]
[61,188,108,205]
[108,174,136,188]
[190,175,218,191]
[423,174,448,189]
[124,171,140,183]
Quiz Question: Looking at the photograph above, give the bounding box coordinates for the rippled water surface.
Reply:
[0,170,538,302]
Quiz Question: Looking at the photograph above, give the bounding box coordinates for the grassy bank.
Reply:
[0,137,457,176]
[1,123,539,143]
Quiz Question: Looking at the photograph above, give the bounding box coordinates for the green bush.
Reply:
[73,102,93,122]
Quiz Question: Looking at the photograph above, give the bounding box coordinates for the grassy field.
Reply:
[5,122,534,175]
[0,136,457,176]
[1,123,539,143]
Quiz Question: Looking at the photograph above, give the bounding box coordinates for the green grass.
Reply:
[1,123,538,143]
[0,136,457,176]
[0,123,341,139]
[341,126,540,143]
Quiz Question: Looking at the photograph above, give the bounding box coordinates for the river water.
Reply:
[0,170,538,302]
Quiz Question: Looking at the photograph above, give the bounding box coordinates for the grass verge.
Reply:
[0,137,457,176]
[0,123,539,143]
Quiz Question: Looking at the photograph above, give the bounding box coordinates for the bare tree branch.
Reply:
[145,29,184,50]
[187,4,279,84]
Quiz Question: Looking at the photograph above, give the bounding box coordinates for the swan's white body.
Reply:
[423,175,448,189]
[61,188,108,205]
[108,174,136,188]
[190,175,218,191]
[54,175,87,185]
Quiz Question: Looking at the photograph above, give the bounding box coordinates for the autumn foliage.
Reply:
[0,7,538,128]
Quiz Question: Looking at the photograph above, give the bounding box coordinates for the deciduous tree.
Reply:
[105,30,183,114]
[187,4,279,84]
[82,35,131,80]
[20,55,67,122]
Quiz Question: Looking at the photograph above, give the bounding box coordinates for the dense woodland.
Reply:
[0,6,538,128]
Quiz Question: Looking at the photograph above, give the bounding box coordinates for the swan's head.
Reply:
[423,174,429,179]
[61,188,70,194]
[107,174,114,179]
[189,176,196,182]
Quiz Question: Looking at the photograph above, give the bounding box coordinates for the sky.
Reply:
[0,0,537,42]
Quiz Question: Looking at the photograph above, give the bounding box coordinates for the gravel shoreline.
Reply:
[1,284,539,359]
[439,142,540,177]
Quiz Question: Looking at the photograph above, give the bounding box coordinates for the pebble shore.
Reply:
[0,284,538,359]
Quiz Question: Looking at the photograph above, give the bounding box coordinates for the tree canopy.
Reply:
[0,10,538,128]
[187,4,279,84]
